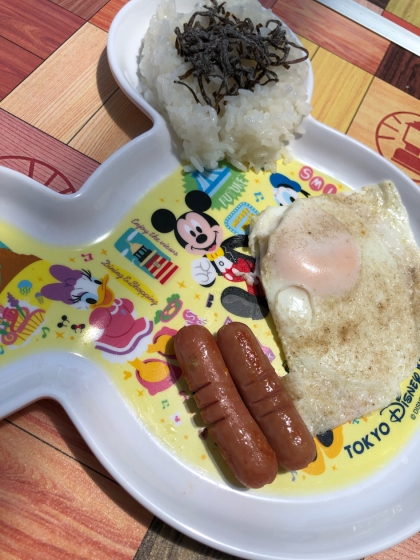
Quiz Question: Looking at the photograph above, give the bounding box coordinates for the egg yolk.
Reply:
[268,205,360,298]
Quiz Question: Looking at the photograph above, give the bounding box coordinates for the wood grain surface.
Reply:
[368,0,389,8]
[0,24,117,143]
[0,109,99,192]
[0,417,153,560]
[354,0,384,14]
[133,517,238,560]
[0,37,42,101]
[365,533,420,559]
[347,77,420,184]
[51,0,109,20]
[310,48,373,132]
[7,400,111,477]
[69,88,152,163]
[273,0,390,74]
[89,0,129,31]
[386,0,420,26]
[0,0,84,59]
[375,44,420,99]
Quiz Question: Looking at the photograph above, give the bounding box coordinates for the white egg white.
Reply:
[250,181,420,436]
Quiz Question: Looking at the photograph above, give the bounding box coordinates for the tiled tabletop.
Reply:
[1,0,420,558]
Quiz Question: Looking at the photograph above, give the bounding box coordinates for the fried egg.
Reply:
[249,181,420,436]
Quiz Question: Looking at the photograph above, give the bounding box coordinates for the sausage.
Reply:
[217,322,316,471]
[174,325,278,488]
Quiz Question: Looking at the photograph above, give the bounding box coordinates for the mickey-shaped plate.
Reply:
[1,1,420,559]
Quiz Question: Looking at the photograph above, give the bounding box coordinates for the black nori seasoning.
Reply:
[174,0,309,112]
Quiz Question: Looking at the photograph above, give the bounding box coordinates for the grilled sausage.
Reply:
[174,325,278,488]
[217,322,316,471]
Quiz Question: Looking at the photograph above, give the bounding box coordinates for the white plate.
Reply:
[1,1,420,559]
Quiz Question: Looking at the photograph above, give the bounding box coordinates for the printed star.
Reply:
[137,390,144,397]
[177,281,186,288]
[337,184,344,191]
[55,331,64,339]
[265,331,271,337]
[70,336,75,341]
[290,171,295,175]
[159,198,165,202]
[194,294,200,300]
[176,199,179,202]
[37,277,43,282]
[69,257,75,262]
[331,465,338,471]
[255,179,260,183]
[101,249,107,255]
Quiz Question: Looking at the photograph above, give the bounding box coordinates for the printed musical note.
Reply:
[162,399,170,409]
[254,191,264,202]
[291,470,297,482]
[123,371,132,380]
[0,346,4,355]
[41,327,50,338]
[81,253,93,261]
[206,294,214,308]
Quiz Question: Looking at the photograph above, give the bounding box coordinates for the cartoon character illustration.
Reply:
[146,326,176,357]
[129,327,181,395]
[89,298,153,360]
[40,265,114,310]
[41,265,153,360]
[0,247,50,349]
[132,358,182,396]
[151,191,269,320]
[303,426,344,476]
[270,173,309,206]
[0,294,45,346]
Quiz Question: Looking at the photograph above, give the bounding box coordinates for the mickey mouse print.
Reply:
[151,191,269,320]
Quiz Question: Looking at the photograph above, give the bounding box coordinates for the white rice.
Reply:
[138,0,311,172]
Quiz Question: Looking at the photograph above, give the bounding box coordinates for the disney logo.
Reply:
[381,369,420,423]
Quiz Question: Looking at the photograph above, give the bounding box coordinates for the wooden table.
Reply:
[0,0,419,558]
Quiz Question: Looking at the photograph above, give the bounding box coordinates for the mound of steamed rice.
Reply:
[138,0,311,173]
